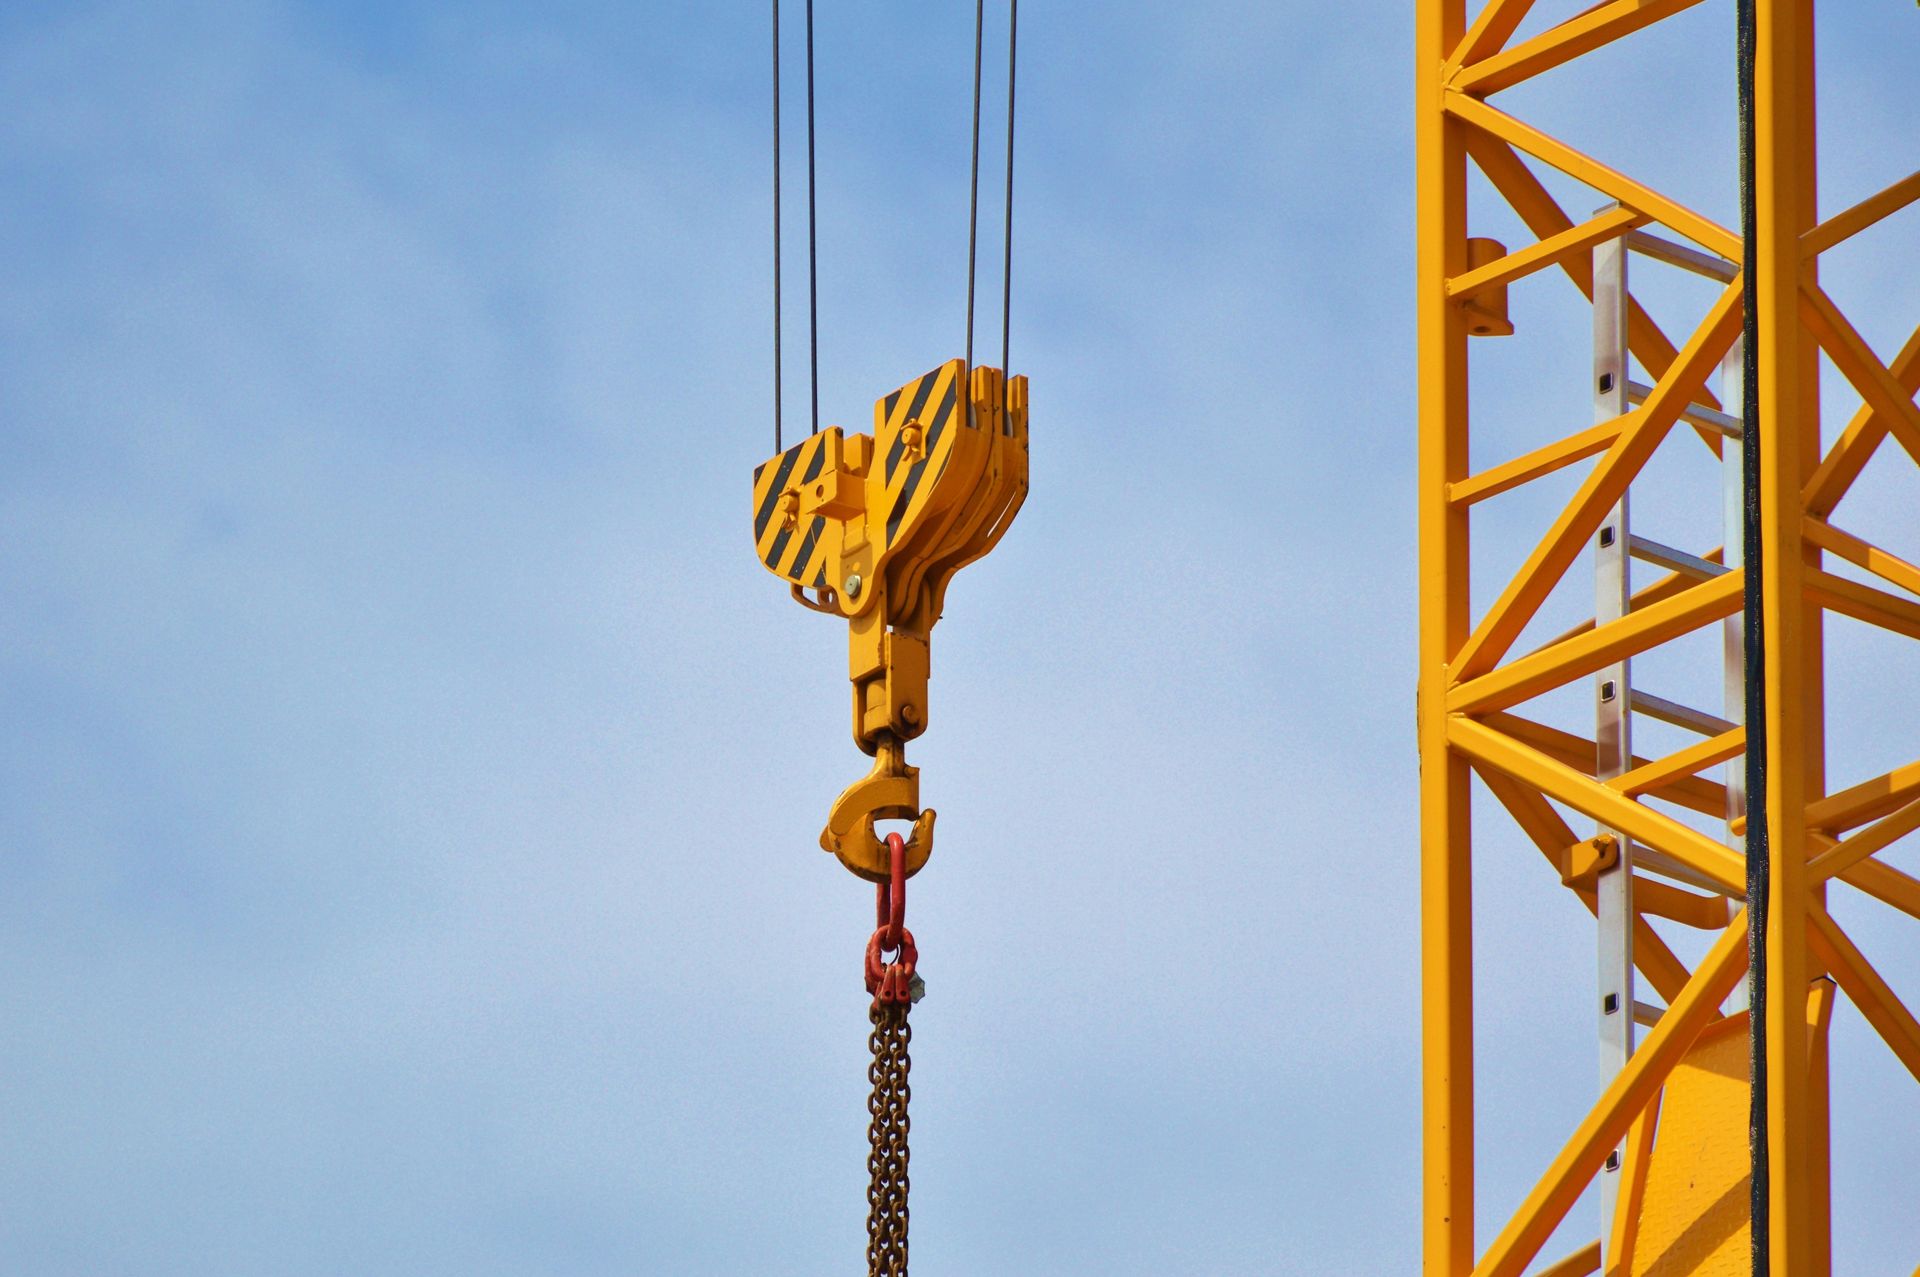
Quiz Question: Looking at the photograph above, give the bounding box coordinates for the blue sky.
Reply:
[0,2,1915,1274]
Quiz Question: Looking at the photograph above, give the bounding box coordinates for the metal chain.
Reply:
[864,832,917,1276]
[865,1000,912,1275]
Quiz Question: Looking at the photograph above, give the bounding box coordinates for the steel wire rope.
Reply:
[963,1,1020,409]
[1000,0,1017,376]
[783,1,1016,447]
[772,0,822,446]
[806,0,820,436]
[965,0,985,429]
[772,0,783,452]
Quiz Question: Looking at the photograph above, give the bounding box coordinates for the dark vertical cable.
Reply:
[772,0,783,453]
[1000,0,1017,377]
[805,0,820,435]
[965,0,984,426]
[1737,1,1767,1274]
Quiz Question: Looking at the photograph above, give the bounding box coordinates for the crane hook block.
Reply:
[751,360,1030,879]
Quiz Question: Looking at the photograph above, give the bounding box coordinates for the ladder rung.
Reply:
[1625,230,1740,283]
[1633,844,1743,897]
[1627,535,1730,581]
[1625,381,1743,437]
[1630,690,1739,738]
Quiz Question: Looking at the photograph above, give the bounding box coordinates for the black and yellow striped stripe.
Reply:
[874,360,965,553]
[751,431,833,589]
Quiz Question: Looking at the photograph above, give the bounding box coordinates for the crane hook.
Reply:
[821,734,935,882]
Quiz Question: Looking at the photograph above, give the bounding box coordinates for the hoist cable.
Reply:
[1000,0,1017,376]
[1736,0,1766,1271]
[778,2,1016,446]
[805,0,820,436]
[772,0,783,453]
[964,0,985,428]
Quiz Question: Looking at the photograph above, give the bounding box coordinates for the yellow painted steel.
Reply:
[1806,978,1836,1277]
[1416,4,1474,1271]
[1626,1014,1750,1276]
[1753,3,1821,1266]
[751,362,1029,881]
[1416,1,1918,1271]
[1607,1095,1658,1273]
[1537,1241,1601,1277]
[1619,984,1837,1275]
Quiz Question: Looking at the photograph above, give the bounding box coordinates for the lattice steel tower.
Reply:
[1417,2,1920,1272]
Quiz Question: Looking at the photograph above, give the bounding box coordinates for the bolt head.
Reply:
[843,573,863,598]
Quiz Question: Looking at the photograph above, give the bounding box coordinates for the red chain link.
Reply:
[863,832,915,1275]
[865,833,918,1005]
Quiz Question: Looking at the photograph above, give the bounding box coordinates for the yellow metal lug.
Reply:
[843,432,872,475]
[1561,832,1621,890]
[1463,237,1515,337]
[796,437,867,522]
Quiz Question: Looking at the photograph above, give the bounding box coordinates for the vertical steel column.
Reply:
[1417,2,1473,1272]
[1590,224,1635,1258]
[1750,0,1821,1270]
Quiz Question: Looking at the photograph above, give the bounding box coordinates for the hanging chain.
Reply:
[866,1000,912,1276]
[865,833,921,1276]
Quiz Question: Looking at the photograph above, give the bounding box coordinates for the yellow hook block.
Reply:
[751,359,1026,883]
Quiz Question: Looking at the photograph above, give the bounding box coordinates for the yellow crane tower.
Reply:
[1418,2,1920,1273]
